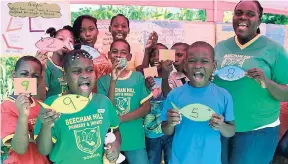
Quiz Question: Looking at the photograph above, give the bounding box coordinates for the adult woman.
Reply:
[214,1,288,164]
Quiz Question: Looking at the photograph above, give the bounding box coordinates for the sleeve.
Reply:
[271,47,288,84]
[138,73,153,104]
[223,91,234,122]
[97,77,108,96]
[1,103,18,146]
[107,99,120,129]
[161,93,173,122]
[33,97,58,143]
[45,68,51,91]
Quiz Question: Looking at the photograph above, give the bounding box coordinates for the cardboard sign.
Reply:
[35,37,64,52]
[143,67,158,78]
[38,94,90,114]
[14,78,37,95]
[171,102,215,122]
[159,49,175,62]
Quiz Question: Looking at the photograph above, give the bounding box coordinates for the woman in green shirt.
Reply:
[214,1,288,164]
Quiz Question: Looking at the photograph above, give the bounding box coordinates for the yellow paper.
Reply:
[159,49,175,62]
[143,67,158,78]
[38,94,90,114]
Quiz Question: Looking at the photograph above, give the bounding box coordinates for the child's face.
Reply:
[185,47,216,87]
[64,56,96,97]
[80,18,99,47]
[150,45,167,70]
[55,30,75,56]
[171,45,187,72]
[13,61,42,86]
[109,41,131,61]
[110,16,129,40]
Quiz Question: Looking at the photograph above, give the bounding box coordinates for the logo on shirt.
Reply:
[74,126,101,155]
[221,54,252,68]
[115,97,131,115]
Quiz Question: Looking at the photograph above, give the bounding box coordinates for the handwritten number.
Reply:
[190,108,199,118]
[63,97,76,110]
[21,80,29,91]
[227,68,235,79]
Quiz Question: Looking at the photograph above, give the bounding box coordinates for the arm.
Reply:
[36,124,54,155]
[161,121,175,135]
[113,129,121,149]
[265,81,288,101]
[120,101,150,123]
[219,121,235,138]
[11,116,29,154]
[162,77,172,97]
[108,80,117,105]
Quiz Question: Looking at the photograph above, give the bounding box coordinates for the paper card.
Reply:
[35,37,64,52]
[14,78,37,95]
[143,67,158,78]
[81,45,100,59]
[171,102,215,122]
[159,49,175,62]
[215,65,246,81]
[38,94,90,114]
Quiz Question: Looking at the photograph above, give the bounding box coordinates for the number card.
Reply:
[35,37,64,52]
[159,49,175,62]
[38,94,90,114]
[171,102,215,122]
[144,67,158,78]
[81,45,100,59]
[14,78,37,95]
[215,65,266,88]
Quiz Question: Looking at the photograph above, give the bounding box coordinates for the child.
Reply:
[36,26,75,98]
[97,39,153,164]
[142,43,173,164]
[109,14,143,71]
[161,41,235,164]
[73,15,112,83]
[167,43,189,89]
[34,49,121,164]
[1,56,49,164]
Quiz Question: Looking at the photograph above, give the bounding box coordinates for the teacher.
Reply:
[214,1,288,164]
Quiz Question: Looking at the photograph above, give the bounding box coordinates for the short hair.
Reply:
[188,41,215,60]
[15,56,43,73]
[46,25,74,38]
[234,0,263,34]
[171,42,189,50]
[110,39,131,53]
[110,14,130,27]
[63,48,92,72]
[73,15,98,41]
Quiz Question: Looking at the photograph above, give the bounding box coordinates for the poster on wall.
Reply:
[1,1,70,57]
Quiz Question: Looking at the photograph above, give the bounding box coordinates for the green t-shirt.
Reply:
[97,71,153,151]
[34,93,120,164]
[46,58,68,98]
[214,35,288,132]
